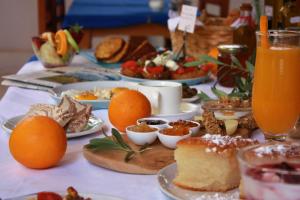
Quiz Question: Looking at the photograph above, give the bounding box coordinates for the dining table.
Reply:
[0,55,262,200]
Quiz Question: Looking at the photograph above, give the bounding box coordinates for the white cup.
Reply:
[137,81,182,115]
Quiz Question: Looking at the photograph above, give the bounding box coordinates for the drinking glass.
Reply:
[252,30,300,140]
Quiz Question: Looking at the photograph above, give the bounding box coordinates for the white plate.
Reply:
[2,115,104,139]
[50,81,139,110]
[153,102,201,121]
[157,163,239,200]
[121,74,210,86]
[6,192,123,200]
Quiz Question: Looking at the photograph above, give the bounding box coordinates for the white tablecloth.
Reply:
[0,56,235,199]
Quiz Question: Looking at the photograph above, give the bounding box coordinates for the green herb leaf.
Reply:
[211,87,228,98]
[199,55,225,65]
[125,151,135,162]
[246,61,254,74]
[85,138,124,151]
[112,128,132,150]
[138,143,151,153]
[184,60,204,67]
[198,91,212,101]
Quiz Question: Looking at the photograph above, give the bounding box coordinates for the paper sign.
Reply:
[178,5,198,33]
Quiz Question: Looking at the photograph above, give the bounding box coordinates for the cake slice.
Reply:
[173,134,257,192]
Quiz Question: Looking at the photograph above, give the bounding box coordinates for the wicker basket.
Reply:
[170,18,233,57]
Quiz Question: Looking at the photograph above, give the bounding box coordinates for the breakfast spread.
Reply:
[26,96,92,132]
[32,26,81,67]
[173,134,258,192]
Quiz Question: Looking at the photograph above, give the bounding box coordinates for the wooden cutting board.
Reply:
[83,135,175,175]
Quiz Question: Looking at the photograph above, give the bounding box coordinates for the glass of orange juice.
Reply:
[252,30,300,140]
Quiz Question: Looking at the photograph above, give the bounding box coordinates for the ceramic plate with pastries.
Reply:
[2,96,104,138]
[50,81,139,110]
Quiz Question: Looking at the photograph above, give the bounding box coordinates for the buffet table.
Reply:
[0,56,249,199]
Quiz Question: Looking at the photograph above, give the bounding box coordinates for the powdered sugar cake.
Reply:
[173,134,258,192]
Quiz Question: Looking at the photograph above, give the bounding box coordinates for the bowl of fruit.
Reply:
[32,25,82,68]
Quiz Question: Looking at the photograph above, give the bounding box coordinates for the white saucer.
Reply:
[182,95,200,103]
[2,115,104,139]
[152,102,201,121]
[157,163,239,200]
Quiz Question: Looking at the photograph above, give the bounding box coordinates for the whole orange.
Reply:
[9,116,67,169]
[108,89,151,132]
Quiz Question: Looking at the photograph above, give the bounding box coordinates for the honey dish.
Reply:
[126,123,158,145]
[169,120,200,136]
[137,117,169,130]
[157,126,191,149]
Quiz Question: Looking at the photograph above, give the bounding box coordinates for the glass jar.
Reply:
[232,3,256,55]
[217,44,249,87]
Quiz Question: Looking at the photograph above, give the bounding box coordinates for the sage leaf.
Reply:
[125,151,135,162]
[85,138,124,151]
[112,128,132,150]
[139,143,151,153]
[246,61,254,74]
[198,91,212,101]
[211,87,228,98]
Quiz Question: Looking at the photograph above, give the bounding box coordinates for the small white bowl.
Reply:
[126,125,158,145]
[168,120,201,136]
[157,129,191,149]
[137,117,170,130]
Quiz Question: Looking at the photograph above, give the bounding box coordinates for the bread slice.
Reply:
[123,40,156,61]
[173,134,257,192]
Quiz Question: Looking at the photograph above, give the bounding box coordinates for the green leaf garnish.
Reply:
[112,128,132,150]
[198,91,213,101]
[211,87,228,98]
[85,128,152,162]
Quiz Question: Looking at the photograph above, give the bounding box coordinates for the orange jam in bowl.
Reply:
[160,126,190,136]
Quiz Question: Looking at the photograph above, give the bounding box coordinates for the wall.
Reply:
[0,0,38,51]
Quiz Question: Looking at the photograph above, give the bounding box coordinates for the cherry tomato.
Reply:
[201,63,214,72]
[184,56,195,63]
[37,192,63,200]
[146,65,164,74]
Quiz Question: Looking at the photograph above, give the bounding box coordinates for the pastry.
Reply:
[25,96,91,132]
[104,42,129,63]
[173,134,257,192]
[95,37,125,60]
